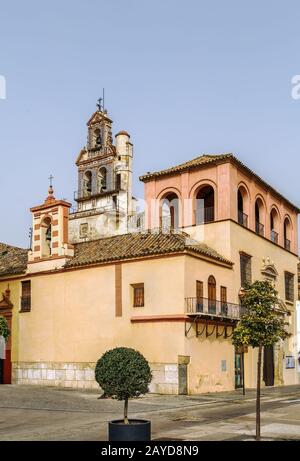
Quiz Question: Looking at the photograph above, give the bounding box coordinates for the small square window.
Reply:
[132,283,144,307]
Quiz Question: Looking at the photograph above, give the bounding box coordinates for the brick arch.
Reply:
[237,182,251,224]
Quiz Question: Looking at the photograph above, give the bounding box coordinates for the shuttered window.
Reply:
[240,253,252,287]
[20,281,31,312]
[132,284,144,307]
[285,272,294,302]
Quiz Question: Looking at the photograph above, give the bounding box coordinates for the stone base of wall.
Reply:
[12,362,99,390]
[12,361,179,394]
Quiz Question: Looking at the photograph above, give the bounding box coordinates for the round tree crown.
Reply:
[95,347,152,401]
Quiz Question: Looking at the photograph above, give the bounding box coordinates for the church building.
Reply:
[0,103,299,394]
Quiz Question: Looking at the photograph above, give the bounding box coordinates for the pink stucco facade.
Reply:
[143,158,299,255]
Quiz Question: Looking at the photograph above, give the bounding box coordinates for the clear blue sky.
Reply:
[1,0,300,248]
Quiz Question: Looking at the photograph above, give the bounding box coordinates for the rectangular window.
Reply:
[285,272,294,302]
[20,280,31,312]
[240,253,252,287]
[132,283,144,307]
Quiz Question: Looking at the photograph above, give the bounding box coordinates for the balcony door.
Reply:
[208,275,216,314]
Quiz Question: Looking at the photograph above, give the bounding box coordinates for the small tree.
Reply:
[0,316,9,342]
[95,347,152,424]
[232,280,290,441]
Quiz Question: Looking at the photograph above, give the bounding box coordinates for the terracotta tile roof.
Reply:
[139,154,232,181]
[139,153,300,213]
[65,231,233,269]
[0,243,28,277]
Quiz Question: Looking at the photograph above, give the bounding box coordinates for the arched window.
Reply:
[270,208,279,244]
[160,192,180,230]
[208,275,216,314]
[195,185,214,224]
[237,186,249,227]
[284,217,291,250]
[93,128,102,148]
[98,167,107,192]
[255,198,265,236]
[41,217,52,257]
[83,171,92,197]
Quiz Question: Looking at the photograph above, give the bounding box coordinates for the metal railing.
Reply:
[238,210,248,227]
[284,238,291,251]
[255,221,264,236]
[270,230,279,244]
[185,297,244,320]
[195,206,214,224]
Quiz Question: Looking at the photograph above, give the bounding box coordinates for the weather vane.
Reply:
[96,89,105,112]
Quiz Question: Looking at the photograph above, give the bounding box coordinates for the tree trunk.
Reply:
[256,344,262,441]
[124,398,129,424]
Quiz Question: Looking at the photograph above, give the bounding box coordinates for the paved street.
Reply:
[0,384,300,441]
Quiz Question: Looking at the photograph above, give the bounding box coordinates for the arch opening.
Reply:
[83,170,92,197]
[41,217,52,258]
[284,217,291,250]
[237,186,248,227]
[255,198,265,236]
[270,208,279,244]
[160,192,180,230]
[195,185,214,224]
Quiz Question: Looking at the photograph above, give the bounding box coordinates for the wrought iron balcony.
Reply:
[255,221,264,236]
[270,230,279,244]
[238,210,248,227]
[185,297,244,321]
[284,238,291,251]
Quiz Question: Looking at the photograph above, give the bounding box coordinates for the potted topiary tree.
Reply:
[95,347,152,441]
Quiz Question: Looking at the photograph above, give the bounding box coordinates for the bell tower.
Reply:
[28,183,74,273]
[68,99,136,243]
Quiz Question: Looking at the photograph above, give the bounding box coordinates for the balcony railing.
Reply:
[284,238,291,251]
[255,221,264,236]
[195,206,214,224]
[185,297,244,320]
[270,230,279,244]
[238,210,248,227]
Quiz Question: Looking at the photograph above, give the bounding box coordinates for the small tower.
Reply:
[28,183,74,273]
[68,101,136,243]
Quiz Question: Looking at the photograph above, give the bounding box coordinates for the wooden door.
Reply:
[263,346,274,386]
[208,275,216,313]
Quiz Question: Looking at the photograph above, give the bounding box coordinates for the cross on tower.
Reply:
[96,97,103,111]
[48,174,54,187]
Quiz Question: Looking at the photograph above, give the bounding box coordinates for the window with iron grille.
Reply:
[132,284,144,307]
[240,253,252,287]
[284,272,294,302]
[20,280,31,312]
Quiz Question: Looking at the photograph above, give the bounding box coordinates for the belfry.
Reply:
[68,101,136,243]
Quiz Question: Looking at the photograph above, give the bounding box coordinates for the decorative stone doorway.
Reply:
[0,287,13,384]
